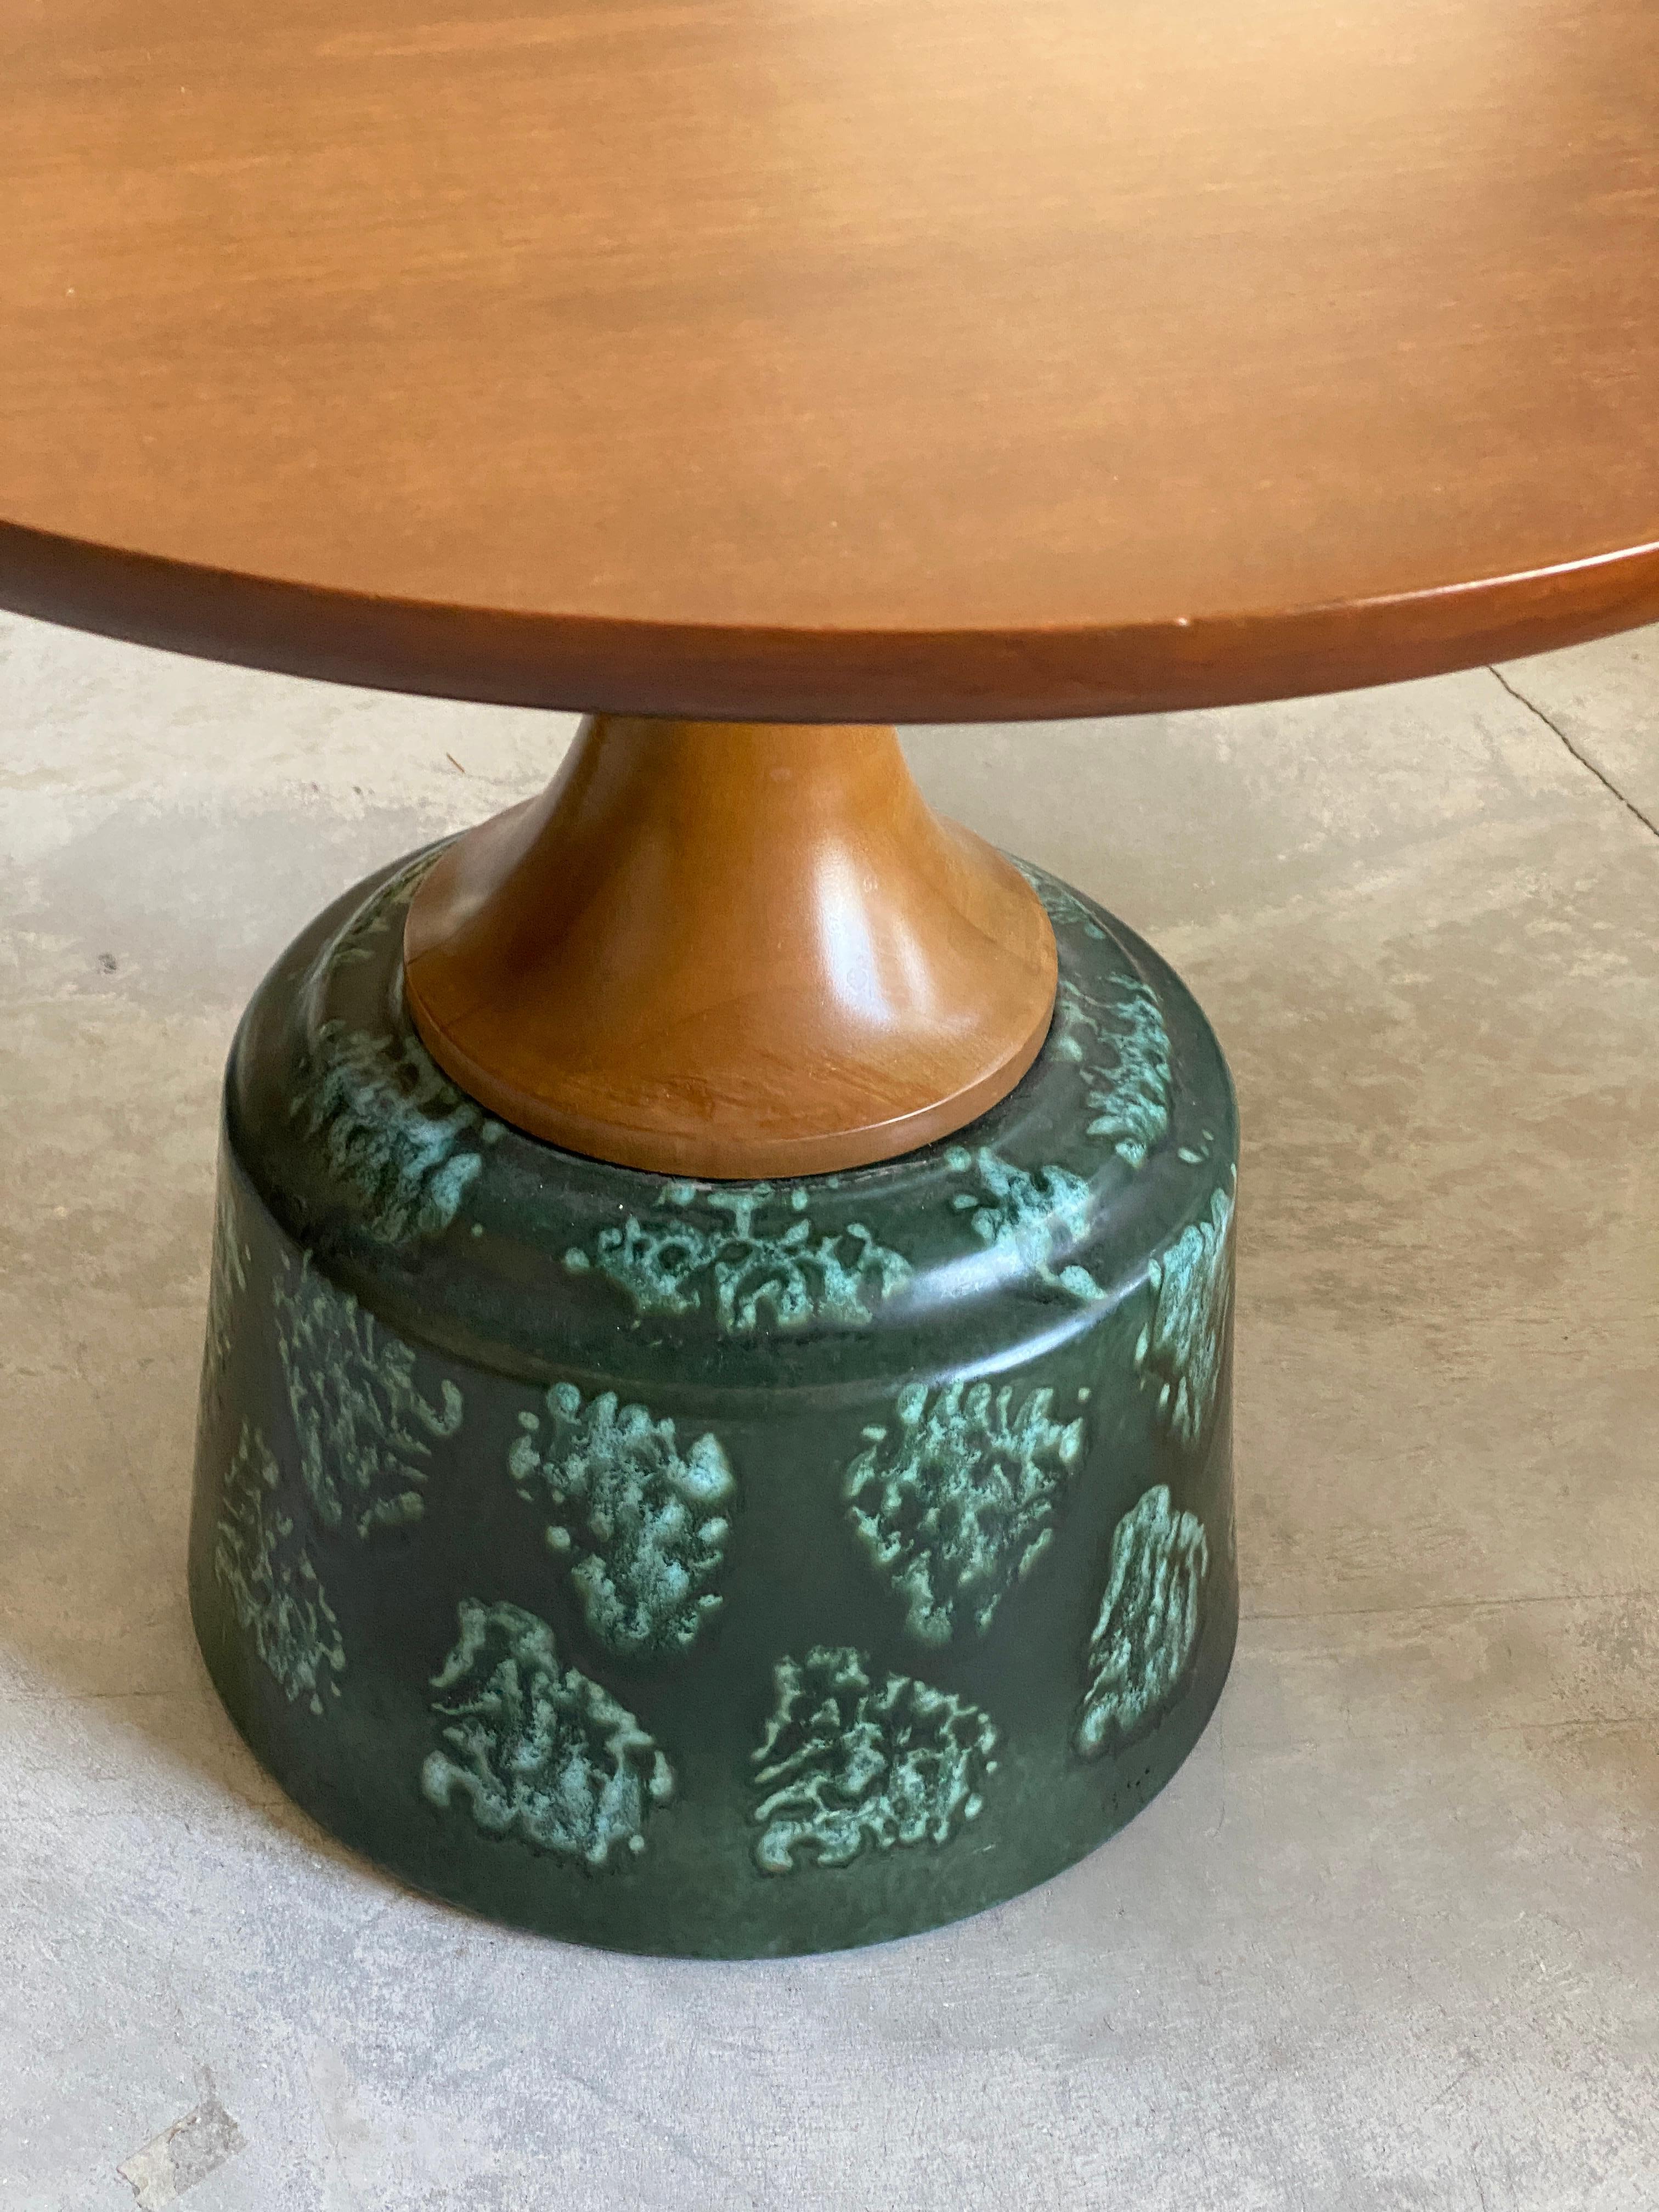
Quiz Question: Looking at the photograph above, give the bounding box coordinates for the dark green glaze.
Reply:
[189,845,1239,1956]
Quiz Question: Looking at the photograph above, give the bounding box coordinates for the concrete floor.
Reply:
[3,608,1657,2210]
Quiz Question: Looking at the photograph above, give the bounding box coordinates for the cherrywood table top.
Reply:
[3,0,1658,719]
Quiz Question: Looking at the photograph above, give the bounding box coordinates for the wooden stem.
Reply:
[403,717,1057,1177]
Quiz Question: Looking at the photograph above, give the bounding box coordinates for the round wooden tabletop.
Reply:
[3,0,1658,721]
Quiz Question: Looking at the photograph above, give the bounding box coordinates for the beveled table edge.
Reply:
[3,515,1658,721]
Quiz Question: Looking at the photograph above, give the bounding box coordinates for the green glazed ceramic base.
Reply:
[189,844,1239,1957]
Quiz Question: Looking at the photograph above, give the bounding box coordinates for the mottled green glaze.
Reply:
[564,1181,912,1331]
[189,844,1239,1956]
[1075,1485,1210,1756]
[751,1647,998,1872]
[294,1025,499,1243]
[275,1258,464,1536]
[421,1599,675,1865]
[1054,969,1173,1166]
[944,1146,1105,1301]
[1137,1182,1236,1448]
[845,1380,1086,1644]
[213,1420,345,1716]
[508,1386,736,1656]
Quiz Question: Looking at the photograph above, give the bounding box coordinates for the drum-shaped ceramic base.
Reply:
[189,845,1239,1957]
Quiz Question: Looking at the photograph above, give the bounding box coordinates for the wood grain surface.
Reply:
[403,719,1057,1173]
[3,0,1658,718]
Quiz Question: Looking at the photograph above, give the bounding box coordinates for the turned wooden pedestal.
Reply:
[403,719,1057,1177]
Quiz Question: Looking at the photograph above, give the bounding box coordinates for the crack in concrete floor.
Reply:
[1489,663,1659,842]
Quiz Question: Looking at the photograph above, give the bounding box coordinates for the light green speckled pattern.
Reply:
[1076,1485,1210,1757]
[1020,867,1110,944]
[751,1646,999,1874]
[275,1257,463,1536]
[942,1144,1105,1301]
[1054,969,1173,1167]
[564,1181,912,1331]
[201,1183,250,1417]
[292,1025,501,1244]
[420,1598,675,1865]
[507,1384,736,1657]
[213,1419,345,1716]
[1136,1180,1237,1448]
[290,848,504,1246]
[845,1379,1087,1643]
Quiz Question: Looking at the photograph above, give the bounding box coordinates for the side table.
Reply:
[3,0,1656,1954]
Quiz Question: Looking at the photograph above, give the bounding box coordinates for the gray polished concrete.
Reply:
[2,611,1656,2209]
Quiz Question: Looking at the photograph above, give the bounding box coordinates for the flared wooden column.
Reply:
[402,717,1057,1177]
